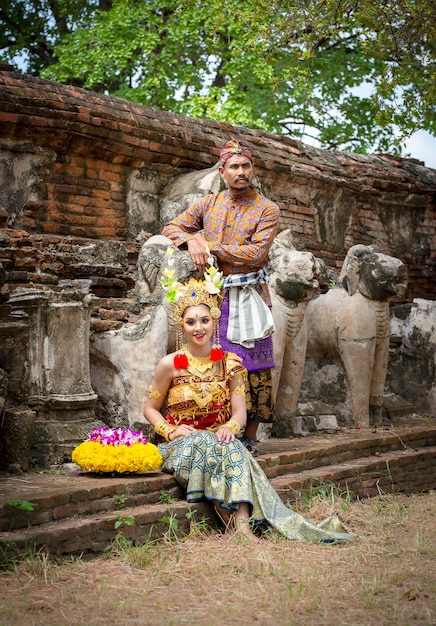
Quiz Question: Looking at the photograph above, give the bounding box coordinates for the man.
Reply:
[162,138,280,455]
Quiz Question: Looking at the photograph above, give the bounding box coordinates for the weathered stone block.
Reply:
[0,406,35,472]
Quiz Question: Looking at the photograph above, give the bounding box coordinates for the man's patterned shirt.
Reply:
[162,187,280,305]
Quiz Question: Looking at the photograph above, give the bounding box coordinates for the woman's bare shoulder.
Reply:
[151,353,176,387]
[158,353,176,370]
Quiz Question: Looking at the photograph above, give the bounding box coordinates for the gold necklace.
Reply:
[184,347,216,377]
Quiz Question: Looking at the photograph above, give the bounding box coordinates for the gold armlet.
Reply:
[230,371,248,397]
[148,385,163,399]
[232,383,246,396]
[154,420,177,442]
[217,419,241,435]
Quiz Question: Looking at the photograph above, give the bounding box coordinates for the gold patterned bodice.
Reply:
[165,351,247,431]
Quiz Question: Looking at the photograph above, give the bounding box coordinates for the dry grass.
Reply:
[0,491,435,626]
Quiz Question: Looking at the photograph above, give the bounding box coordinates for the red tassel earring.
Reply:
[174,352,189,369]
[210,319,223,361]
[210,346,223,361]
[174,326,188,369]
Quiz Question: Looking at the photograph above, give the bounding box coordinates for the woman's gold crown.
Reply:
[160,247,224,327]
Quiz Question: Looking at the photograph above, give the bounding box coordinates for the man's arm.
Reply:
[162,201,203,247]
[162,200,210,271]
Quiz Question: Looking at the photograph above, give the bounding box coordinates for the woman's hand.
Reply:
[169,424,196,440]
[216,427,236,444]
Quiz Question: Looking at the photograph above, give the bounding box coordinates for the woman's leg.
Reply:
[213,500,232,529]
[214,500,263,544]
[232,503,261,542]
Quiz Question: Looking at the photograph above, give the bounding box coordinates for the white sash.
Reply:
[224,269,275,348]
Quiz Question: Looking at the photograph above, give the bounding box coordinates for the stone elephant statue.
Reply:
[267,230,323,435]
[303,244,408,427]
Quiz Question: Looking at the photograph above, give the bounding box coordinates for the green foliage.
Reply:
[185,509,212,535]
[290,480,353,512]
[158,513,180,541]
[158,514,178,531]
[114,494,128,509]
[113,515,136,530]
[29,457,40,472]
[1,0,435,153]
[104,529,166,566]
[0,0,95,75]
[0,538,41,571]
[121,537,160,567]
[158,490,177,504]
[8,500,37,511]
[0,539,19,570]
[109,531,133,553]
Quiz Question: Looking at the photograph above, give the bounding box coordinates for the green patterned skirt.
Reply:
[158,431,356,543]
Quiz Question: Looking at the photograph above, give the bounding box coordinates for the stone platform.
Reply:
[1,419,435,562]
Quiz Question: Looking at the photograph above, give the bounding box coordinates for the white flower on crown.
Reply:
[204,245,224,293]
[204,265,224,294]
[160,245,223,303]
[174,283,189,302]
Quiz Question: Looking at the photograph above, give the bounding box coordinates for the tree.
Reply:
[1,0,435,154]
[0,0,102,75]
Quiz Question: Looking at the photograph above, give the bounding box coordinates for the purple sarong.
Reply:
[218,292,275,372]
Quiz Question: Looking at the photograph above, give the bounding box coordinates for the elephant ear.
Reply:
[343,257,360,294]
[339,245,368,294]
[137,236,196,299]
[340,245,377,294]
[137,240,170,296]
[269,231,295,268]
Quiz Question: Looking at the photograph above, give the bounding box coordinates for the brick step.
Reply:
[258,426,436,480]
[0,471,184,532]
[1,426,435,533]
[0,426,435,559]
[1,444,435,560]
[0,499,212,558]
[270,445,436,501]
[0,427,436,531]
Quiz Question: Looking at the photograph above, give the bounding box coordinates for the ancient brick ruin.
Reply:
[0,65,435,467]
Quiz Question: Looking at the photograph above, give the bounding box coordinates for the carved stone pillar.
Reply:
[9,281,101,466]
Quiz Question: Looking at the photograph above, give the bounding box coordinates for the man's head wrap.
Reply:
[219,138,253,163]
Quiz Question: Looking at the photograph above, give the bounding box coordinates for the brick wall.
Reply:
[0,65,435,308]
[0,228,142,331]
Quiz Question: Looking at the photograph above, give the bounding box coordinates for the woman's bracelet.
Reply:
[154,420,177,442]
[217,419,241,436]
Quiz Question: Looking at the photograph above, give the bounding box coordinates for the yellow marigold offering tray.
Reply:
[72,426,162,474]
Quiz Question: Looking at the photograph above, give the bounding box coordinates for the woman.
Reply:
[144,258,355,543]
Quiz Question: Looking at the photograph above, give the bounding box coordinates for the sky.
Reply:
[304,128,436,170]
[303,127,436,171]
[403,130,436,169]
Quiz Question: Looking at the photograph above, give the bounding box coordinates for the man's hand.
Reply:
[187,234,210,273]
